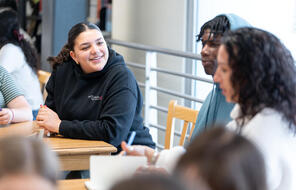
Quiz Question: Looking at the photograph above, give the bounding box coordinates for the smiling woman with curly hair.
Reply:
[214,27,296,190]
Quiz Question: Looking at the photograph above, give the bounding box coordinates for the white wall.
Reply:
[193,0,296,111]
[110,0,296,146]
[197,0,296,59]
[112,0,186,48]
[112,0,187,145]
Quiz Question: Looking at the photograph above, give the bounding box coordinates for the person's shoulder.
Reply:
[1,43,17,49]
[54,60,73,72]
[1,43,22,53]
[110,64,136,83]
[244,108,290,139]
[0,43,23,55]
[107,50,131,77]
[111,63,131,75]
[0,44,25,70]
[50,61,73,81]
[105,64,139,93]
[251,108,289,131]
[106,48,138,85]
[253,108,283,123]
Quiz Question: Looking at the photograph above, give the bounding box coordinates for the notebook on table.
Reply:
[85,155,147,190]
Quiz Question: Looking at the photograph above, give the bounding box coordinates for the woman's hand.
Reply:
[0,108,13,124]
[36,106,61,133]
[135,165,169,176]
[119,141,146,156]
[120,141,157,164]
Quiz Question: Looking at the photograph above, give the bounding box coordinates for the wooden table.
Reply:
[58,179,88,190]
[0,121,117,170]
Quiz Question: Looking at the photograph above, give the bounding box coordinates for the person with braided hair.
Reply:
[121,14,251,173]
[0,8,43,119]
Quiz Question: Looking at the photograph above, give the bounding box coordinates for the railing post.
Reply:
[145,52,158,143]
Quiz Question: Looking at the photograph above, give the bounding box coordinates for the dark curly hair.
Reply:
[47,22,101,70]
[0,9,39,73]
[222,27,296,132]
[196,14,230,42]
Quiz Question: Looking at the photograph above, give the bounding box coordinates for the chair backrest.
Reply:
[37,70,51,101]
[164,100,199,149]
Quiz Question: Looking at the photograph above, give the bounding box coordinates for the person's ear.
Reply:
[70,51,79,64]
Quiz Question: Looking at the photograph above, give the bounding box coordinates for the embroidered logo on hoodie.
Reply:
[88,95,103,101]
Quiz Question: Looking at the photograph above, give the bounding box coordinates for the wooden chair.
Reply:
[37,70,51,101]
[164,100,199,149]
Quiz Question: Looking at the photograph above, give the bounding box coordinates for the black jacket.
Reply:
[45,48,155,152]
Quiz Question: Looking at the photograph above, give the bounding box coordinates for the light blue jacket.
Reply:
[192,14,251,137]
[192,84,234,137]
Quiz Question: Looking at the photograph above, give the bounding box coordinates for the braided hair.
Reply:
[197,15,230,42]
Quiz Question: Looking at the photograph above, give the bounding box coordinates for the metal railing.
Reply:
[108,39,211,149]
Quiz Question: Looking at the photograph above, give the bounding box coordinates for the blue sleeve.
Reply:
[192,87,234,138]
[192,89,213,137]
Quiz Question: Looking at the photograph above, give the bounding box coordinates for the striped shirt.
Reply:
[0,66,23,108]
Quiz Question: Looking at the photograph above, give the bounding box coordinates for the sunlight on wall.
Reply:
[197,0,296,58]
[193,0,296,110]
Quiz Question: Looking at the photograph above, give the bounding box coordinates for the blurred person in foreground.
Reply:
[110,174,187,190]
[0,136,59,190]
[174,127,267,190]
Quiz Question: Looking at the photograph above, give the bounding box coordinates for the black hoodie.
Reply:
[45,48,155,152]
